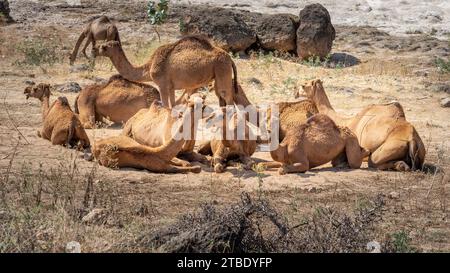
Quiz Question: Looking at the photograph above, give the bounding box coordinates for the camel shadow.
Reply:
[325,53,360,68]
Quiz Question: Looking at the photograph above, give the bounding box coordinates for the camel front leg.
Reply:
[170,157,192,167]
[278,162,309,175]
[178,151,210,165]
[166,165,202,174]
[239,155,255,170]
[82,34,93,59]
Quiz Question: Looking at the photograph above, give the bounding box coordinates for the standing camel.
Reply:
[70,16,120,65]
[93,35,248,108]
[299,79,426,171]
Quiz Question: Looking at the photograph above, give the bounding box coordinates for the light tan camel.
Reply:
[24,83,90,151]
[93,107,201,173]
[70,16,120,65]
[93,35,249,108]
[198,107,257,173]
[259,114,369,174]
[122,94,208,166]
[300,79,426,171]
[74,75,160,128]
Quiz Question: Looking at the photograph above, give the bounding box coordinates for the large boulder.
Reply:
[296,4,335,59]
[179,7,256,52]
[0,0,13,24]
[244,13,298,52]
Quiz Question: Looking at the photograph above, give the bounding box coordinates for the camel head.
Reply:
[298,79,323,99]
[94,41,121,57]
[24,83,51,101]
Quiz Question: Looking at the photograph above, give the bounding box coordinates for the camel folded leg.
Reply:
[258,161,283,170]
[170,157,192,167]
[369,139,410,171]
[178,151,210,164]
[166,165,202,174]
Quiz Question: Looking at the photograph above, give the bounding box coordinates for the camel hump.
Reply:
[176,34,214,50]
[57,96,70,107]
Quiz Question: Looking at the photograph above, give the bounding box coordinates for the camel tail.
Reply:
[74,94,80,114]
[231,59,238,94]
[408,130,426,171]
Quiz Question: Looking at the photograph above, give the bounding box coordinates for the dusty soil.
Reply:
[0,0,449,252]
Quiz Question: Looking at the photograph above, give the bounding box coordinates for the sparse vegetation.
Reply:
[435,57,450,73]
[147,0,169,42]
[13,39,61,69]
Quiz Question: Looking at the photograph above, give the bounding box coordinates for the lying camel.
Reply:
[70,16,120,65]
[300,79,426,171]
[93,106,201,173]
[74,75,160,128]
[94,35,249,108]
[122,94,208,166]
[198,107,257,173]
[259,114,369,174]
[24,83,90,151]
[265,99,319,142]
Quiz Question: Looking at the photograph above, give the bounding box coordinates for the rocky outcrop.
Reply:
[0,0,13,24]
[296,4,335,59]
[244,13,298,52]
[179,7,256,52]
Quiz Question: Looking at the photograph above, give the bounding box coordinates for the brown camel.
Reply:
[93,35,249,108]
[122,94,208,166]
[74,75,161,128]
[93,106,201,173]
[300,79,426,171]
[70,16,120,65]
[198,107,257,173]
[24,83,90,151]
[259,114,369,174]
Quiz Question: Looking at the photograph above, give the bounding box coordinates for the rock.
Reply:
[0,0,13,24]
[431,82,450,94]
[65,241,81,253]
[81,208,107,225]
[388,191,400,199]
[366,241,381,253]
[296,4,335,59]
[69,64,90,73]
[180,7,256,52]
[244,13,298,52]
[24,79,35,85]
[54,82,81,93]
[440,97,450,107]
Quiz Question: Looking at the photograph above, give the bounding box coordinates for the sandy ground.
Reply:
[0,0,449,252]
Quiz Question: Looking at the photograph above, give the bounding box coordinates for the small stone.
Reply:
[440,97,450,107]
[66,241,81,253]
[366,241,381,253]
[82,208,107,225]
[69,64,90,73]
[54,82,81,93]
[389,191,400,199]
[24,79,35,85]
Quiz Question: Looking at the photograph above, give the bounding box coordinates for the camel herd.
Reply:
[24,17,426,175]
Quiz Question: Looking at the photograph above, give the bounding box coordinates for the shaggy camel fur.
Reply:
[300,79,426,171]
[198,107,257,173]
[70,16,120,65]
[74,75,160,128]
[93,107,201,173]
[266,99,319,142]
[24,84,90,150]
[94,35,249,108]
[260,114,369,174]
[122,94,208,166]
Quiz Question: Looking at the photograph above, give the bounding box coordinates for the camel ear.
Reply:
[315,79,323,85]
[301,84,306,90]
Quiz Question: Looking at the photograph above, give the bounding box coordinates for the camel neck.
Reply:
[313,88,351,126]
[109,46,152,82]
[41,95,50,120]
